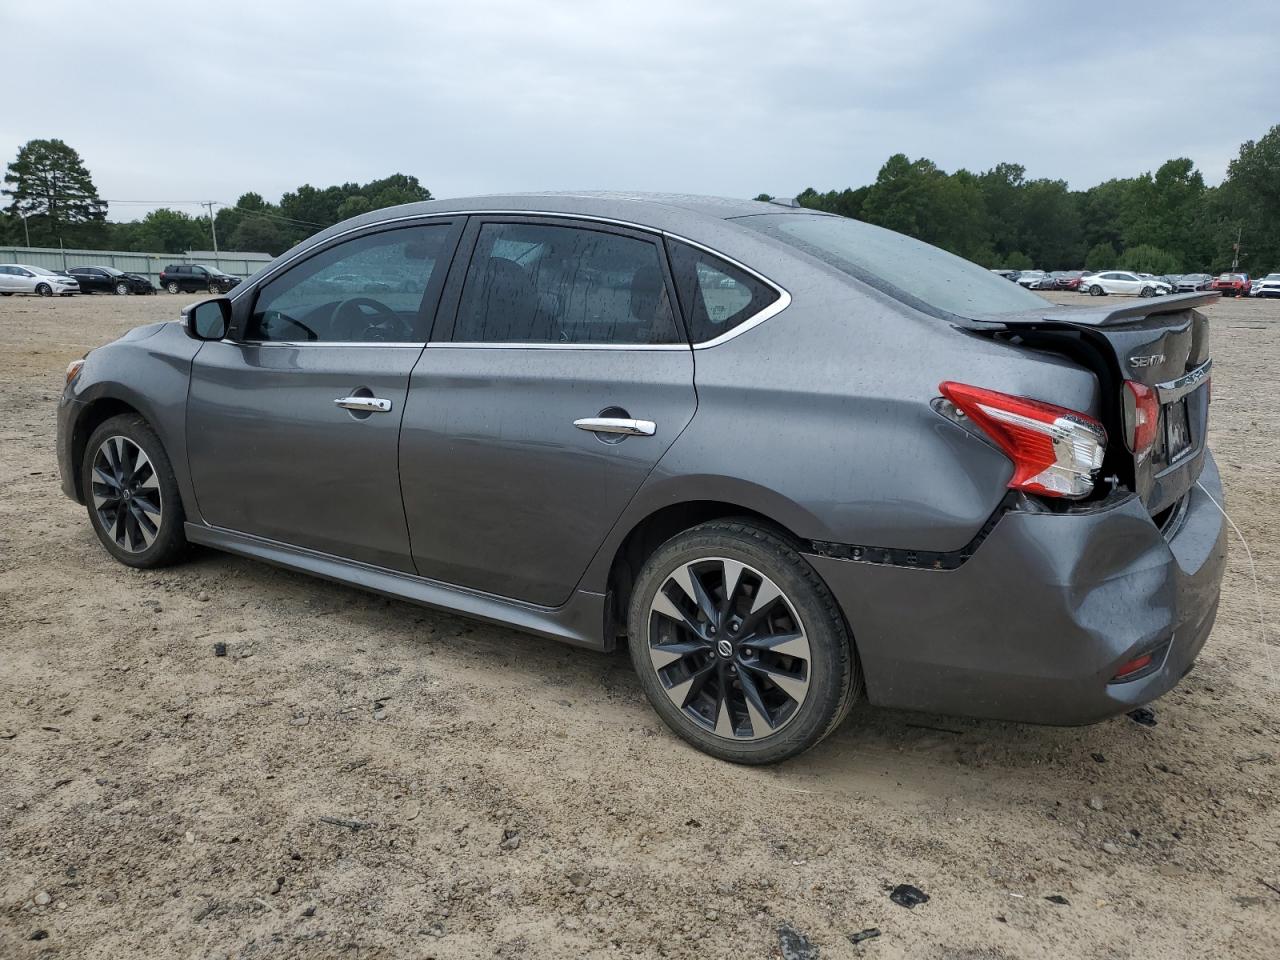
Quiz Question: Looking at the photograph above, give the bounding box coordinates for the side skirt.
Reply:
[183,523,610,651]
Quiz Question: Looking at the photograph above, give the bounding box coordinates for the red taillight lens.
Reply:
[938,382,1107,499]
[1122,381,1159,455]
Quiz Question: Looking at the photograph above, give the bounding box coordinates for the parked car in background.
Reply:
[1177,273,1214,292]
[0,263,79,296]
[1210,273,1251,297]
[1250,273,1280,298]
[1081,271,1172,297]
[159,264,242,295]
[67,265,156,295]
[1016,270,1052,289]
[1053,271,1085,289]
[56,192,1225,764]
[990,269,1019,280]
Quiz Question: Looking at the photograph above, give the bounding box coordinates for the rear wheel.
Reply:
[166,281,180,294]
[82,414,188,568]
[627,520,858,764]
[36,283,52,297]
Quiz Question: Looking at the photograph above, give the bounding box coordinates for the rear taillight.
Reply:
[938,382,1107,499]
[1122,381,1159,456]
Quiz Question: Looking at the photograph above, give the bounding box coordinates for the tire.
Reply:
[1140,286,1154,298]
[1089,284,1104,296]
[36,283,52,297]
[0,292,11,296]
[627,519,858,765]
[208,283,218,294]
[115,281,130,295]
[166,281,180,294]
[82,414,188,569]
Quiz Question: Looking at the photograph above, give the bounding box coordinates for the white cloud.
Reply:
[1,0,1274,219]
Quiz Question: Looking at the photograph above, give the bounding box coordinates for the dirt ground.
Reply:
[1,288,1278,960]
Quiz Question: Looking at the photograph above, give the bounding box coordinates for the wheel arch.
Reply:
[602,497,814,643]
[70,397,147,502]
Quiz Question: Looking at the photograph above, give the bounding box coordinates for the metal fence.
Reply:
[0,246,274,286]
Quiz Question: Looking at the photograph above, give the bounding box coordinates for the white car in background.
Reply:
[1080,271,1171,297]
[1251,273,1280,298]
[0,263,80,296]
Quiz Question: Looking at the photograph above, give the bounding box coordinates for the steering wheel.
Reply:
[332,297,414,342]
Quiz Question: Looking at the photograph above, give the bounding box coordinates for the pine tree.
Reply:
[3,139,106,246]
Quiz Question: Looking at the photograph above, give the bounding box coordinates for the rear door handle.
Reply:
[334,396,393,413]
[573,417,656,437]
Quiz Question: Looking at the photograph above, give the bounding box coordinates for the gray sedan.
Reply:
[56,193,1226,764]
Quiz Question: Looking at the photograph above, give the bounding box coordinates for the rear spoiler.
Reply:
[966,291,1220,329]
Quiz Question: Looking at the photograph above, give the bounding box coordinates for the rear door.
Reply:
[186,220,462,572]
[399,216,697,606]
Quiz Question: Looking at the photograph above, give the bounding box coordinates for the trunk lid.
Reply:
[968,292,1215,517]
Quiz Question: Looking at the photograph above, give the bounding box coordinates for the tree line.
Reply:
[774,124,1280,275]
[0,139,431,256]
[3,128,1279,273]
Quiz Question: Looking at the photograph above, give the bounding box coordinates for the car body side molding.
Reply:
[183,523,609,650]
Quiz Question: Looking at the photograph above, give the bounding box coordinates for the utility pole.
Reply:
[1231,225,1242,272]
[20,212,30,247]
[202,201,219,255]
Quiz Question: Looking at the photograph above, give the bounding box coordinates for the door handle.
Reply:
[573,417,656,437]
[334,396,393,413]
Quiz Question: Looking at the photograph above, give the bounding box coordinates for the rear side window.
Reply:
[453,222,681,345]
[665,241,780,344]
[741,213,1047,318]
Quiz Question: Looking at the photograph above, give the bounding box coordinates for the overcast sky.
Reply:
[3,0,1276,222]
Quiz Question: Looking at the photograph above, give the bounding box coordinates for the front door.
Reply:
[399,217,697,606]
[186,220,461,572]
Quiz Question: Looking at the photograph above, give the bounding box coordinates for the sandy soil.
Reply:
[1,289,1278,959]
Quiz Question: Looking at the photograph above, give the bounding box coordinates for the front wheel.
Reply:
[1140,286,1154,298]
[115,281,131,295]
[627,520,858,765]
[1089,284,1104,296]
[82,414,189,568]
[36,283,52,297]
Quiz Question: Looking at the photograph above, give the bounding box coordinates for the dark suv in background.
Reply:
[159,264,242,295]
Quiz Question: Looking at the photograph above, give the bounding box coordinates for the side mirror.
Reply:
[181,297,232,341]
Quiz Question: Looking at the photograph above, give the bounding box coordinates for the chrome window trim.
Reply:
[221,340,425,348]
[230,209,793,351]
[431,341,689,352]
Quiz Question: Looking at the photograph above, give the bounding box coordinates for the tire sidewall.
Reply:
[82,414,187,568]
[626,522,855,764]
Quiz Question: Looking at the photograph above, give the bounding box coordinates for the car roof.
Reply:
[300,191,829,247]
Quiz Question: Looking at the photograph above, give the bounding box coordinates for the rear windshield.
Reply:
[738,213,1049,317]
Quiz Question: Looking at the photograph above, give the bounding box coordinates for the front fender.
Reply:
[63,322,202,519]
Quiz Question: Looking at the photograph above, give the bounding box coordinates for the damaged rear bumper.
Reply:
[804,453,1228,725]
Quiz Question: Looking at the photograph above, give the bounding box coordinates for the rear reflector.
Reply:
[1113,653,1154,678]
[938,382,1107,499]
[1122,381,1159,456]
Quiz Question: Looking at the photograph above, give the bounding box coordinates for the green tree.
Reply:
[1085,241,1119,271]
[1121,244,1180,274]
[2,138,106,246]
[132,208,208,253]
[1001,251,1033,270]
[228,216,286,255]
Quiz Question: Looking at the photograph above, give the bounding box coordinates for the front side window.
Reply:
[453,222,681,344]
[665,241,780,343]
[246,224,451,343]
